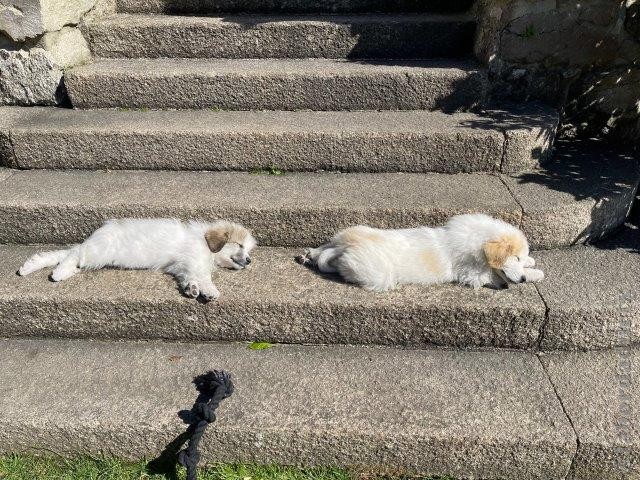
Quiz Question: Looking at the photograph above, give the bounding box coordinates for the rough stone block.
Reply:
[0,0,97,41]
[0,48,62,105]
[542,348,640,479]
[37,26,90,68]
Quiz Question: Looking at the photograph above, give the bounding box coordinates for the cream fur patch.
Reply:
[483,233,525,269]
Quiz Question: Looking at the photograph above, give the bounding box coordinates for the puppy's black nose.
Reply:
[519,275,526,283]
[245,257,251,264]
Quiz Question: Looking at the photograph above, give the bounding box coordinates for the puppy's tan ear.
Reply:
[483,239,511,269]
[205,227,230,253]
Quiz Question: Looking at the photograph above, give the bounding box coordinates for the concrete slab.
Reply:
[536,231,640,350]
[542,348,640,479]
[64,58,487,111]
[503,139,640,249]
[0,244,545,348]
[85,13,475,59]
[0,169,522,246]
[0,338,576,478]
[116,0,474,14]
[0,105,557,173]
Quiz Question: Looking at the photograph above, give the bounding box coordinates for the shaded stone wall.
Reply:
[475,0,640,143]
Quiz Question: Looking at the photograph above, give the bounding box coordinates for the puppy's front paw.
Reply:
[524,256,536,268]
[524,268,544,283]
[184,281,200,298]
[199,286,220,303]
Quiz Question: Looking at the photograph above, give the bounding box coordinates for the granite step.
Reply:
[0,140,636,249]
[0,105,557,174]
[116,0,475,14]
[64,58,487,111]
[0,338,577,478]
[1,227,639,350]
[84,13,476,59]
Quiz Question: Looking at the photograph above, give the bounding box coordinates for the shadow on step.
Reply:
[592,223,640,254]
[155,0,474,15]
[516,138,640,247]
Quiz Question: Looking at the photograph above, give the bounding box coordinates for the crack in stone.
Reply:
[537,353,581,480]
[497,173,525,229]
[533,282,550,350]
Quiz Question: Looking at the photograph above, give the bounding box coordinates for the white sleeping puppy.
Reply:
[297,213,544,291]
[18,218,256,302]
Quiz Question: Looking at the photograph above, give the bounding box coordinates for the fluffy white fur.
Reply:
[297,214,544,292]
[18,218,257,302]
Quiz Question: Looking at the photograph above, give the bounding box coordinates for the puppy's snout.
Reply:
[519,275,526,283]
[232,255,250,267]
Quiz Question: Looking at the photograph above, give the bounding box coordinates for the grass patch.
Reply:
[0,455,456,480]
[0,456,349,480]
[248,341,273,351]
[249,166,286,176]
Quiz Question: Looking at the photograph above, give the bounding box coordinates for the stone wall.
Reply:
[0,0,104,105]
[475,0,640,143]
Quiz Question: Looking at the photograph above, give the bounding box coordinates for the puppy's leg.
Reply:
[19,249,70,276]
[316,247,343,273]
[295,244,330,267]
[51,250,80,282]
[172,260,220,302]
[187,267,220,302]
[523,256,536,268]
[297,245,341,274]
[182,278,201,299]
[167,264,202,299]
[195,276,220,302]
[523,267,544,283]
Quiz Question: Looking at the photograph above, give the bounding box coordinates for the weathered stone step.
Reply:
[0,244,544,348]
[540,347,640,479]
[2,229,639,350]
[117,0,474,14]
[0,105,557,174]
[0,338,577,479]
[84,13,475,59]
[64,58,486,111]
[0,139,637,249]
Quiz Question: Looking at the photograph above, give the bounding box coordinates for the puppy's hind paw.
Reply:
[50,266,78,282]
[295,253,310,266]
[296,249,317,267]
[18,265,32,276]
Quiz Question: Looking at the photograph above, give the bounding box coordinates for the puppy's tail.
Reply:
[18,248,72,276]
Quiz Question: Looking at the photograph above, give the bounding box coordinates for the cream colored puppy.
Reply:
[18,218,256,302]
[297,213,544,291]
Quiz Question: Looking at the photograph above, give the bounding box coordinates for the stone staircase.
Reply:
[0,0,639,478]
